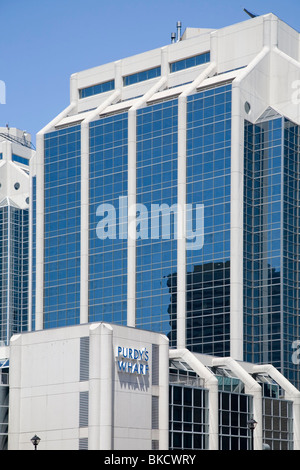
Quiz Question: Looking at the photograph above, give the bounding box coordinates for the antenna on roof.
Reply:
[176,21,182,41]
[244,8,258,18]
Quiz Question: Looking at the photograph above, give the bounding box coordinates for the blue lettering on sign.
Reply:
[116,346,150,375]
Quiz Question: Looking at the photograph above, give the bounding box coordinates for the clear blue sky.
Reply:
[1,0,300,143]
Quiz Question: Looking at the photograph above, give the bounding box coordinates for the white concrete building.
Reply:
[8,323,169,450]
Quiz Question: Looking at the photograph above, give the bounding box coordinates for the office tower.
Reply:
[31,13,300,391]
[0,127,34,345]
[0,127,34,450]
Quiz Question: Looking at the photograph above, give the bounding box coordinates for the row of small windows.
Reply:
[170,52,210,73]
[79,80,115,99]
[79,52,210,98]
[123,66,161,87]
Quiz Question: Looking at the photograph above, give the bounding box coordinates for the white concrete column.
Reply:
[80,122,90,326]
[127,107,137,327]
[70,73,78,103]
[99,323,114,449]
[230,46,270,360]
[6,204,11,343]
[158,336,169,449]
[88,322,113,450]
[114,61,123,95]
[229,83,244,360]
[161,47,169,88]
[176,95,187,349]
[35,132,44,332]
[28,154,36,333]
[7,334,22,450]
[88,323,101,450]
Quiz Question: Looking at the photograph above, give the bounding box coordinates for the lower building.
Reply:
[8,322,169,450]
[4,322,300,450]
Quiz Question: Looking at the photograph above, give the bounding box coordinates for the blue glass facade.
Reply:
[44,125,81,328]
[39,63,300,389]
[42,84,232,354]
[185,84,232,355]
[244,118,282,366]
[244,117,300,386]
[0,205,29,344]
[282,119,300,386]
[136,99,178,340]
[89,113,128,324]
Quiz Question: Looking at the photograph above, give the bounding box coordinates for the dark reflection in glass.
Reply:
[136,99,178,336]
[244,116,300,389]
[166,261,230,355]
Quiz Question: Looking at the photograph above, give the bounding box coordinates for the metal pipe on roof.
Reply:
[176,21,182,41]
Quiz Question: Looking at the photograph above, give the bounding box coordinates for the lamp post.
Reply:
[31,434,41,450]
[247,418,257,451]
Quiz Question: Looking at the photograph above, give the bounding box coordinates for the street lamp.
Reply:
[31,434,41,450]
[247,418,257,451]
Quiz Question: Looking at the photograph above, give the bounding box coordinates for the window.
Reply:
[263,398,293,450]
[169,384,209,450]
[12,154,29,166]
[79,79,115,99]
[170,52,210,73]
[123,67,161,86]
[219,391,252,450]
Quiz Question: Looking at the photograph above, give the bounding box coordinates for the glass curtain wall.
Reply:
[244,116,300,389]
[243,118,283,365]
[89,113,128,324]
[44,125,81,328]
[186,84,232,355]
[136,99,178,340]
[0,204,29,344]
